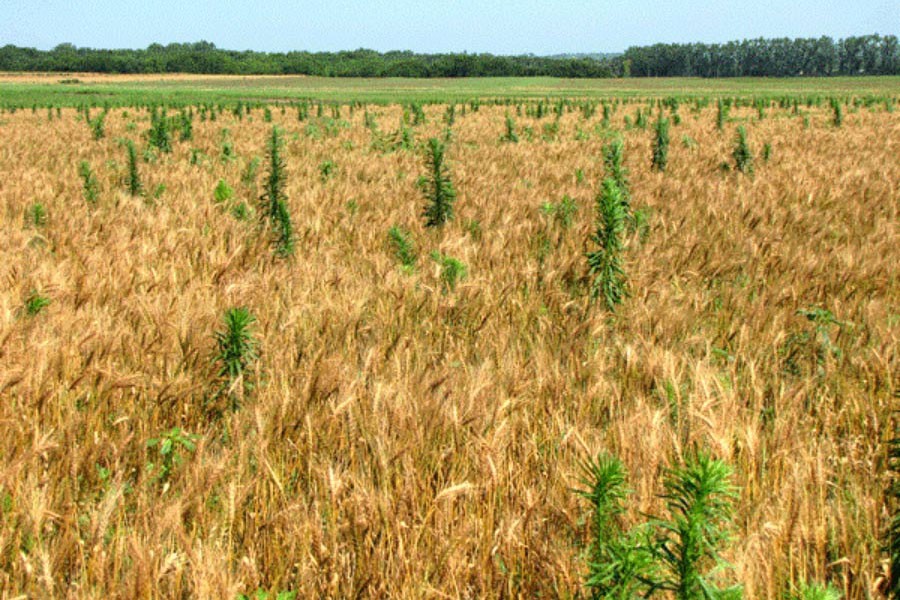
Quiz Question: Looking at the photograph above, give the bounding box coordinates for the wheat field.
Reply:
[0,96,897,598]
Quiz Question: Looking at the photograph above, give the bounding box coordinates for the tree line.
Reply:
[0,34,897,78]
[623,34,899,77]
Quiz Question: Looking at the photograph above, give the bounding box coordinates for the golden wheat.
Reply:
[0,99,897,598]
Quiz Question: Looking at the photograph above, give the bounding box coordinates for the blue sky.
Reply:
[2,0,897,54]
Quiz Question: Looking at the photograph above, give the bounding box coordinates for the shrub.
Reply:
[420,137,457,228]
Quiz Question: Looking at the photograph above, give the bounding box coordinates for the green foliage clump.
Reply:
[146,428,198,485]
[237,590,297,600]
[372,118,415,153]
[603,138,631,212]
[888,418,900,600]
[575,454,655,598]
[652,116,670,172]
[231,202,251,221]
[732,126,754,175]
[420,137,456,228]
[220,129,236,162]
[213,179,234,204]
[262,127,294,257]
[79,160,99,205]
[540,195,578,230]
[716,98,729,131]
[575,451,741,599]
[635,107,648,129]
[147,107,172,153]
[430,251,467,292]
[214,307,259,410]
[124,139,142,196]
[319,160,336,182]
[179,109,193,141]
[24,290,51,316]
[444,103,456,126]
[501,114,519,143]
[654,453,742,600]
[409,103,426,125]
[586,178,627,310]
[241,156,261,190]
[792,581,843,600]
[27,203,47,227]
[388,225,417,273]
[364,110,377,131]
[831,98,843,127]
[89,110,106,140]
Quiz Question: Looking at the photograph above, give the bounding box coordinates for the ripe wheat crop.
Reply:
[0,94,897,598]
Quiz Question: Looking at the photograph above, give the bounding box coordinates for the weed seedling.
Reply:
[388,225,417,273]
[430,251,467,292]
[146,428,198,485]
[24,290,51,316]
